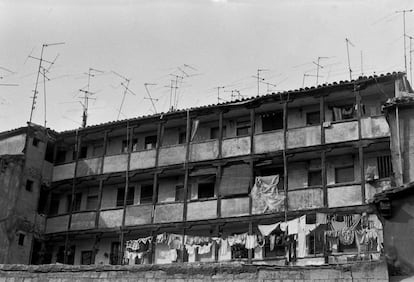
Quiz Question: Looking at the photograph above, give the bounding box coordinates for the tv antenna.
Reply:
[225,89,244,100]
[27,42,64,124]
[252,69,269,96]
[165,80,179,111]
[396,9,413,75]
[144,83,158,114]
[406,35,414,83]
[169,74,184,110]
[79,89,96,128]
[345,38,355,80]
[313,57,329,85]
[111,70,134,120]
[302,73,319,88]
[216,86,226,103]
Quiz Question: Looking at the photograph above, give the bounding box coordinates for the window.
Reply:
[210,126,227,139]
[49,193,60,215]
[32,137,40,147]
[66,193,82,212]
[18,234,25,246]
[178,132,187,144]
[175,185,185,201]
[377,155,392,179]
[308,170,322,186]
[261,112,283,132]
[140,184,153,204]
[306,111,320,126]
[81,251,93,265]
[335,166,354,183]
[79,146,88,159]
[92,144,104,157]
[56,149,66,164]
[37,185,48,214]
[25,180,34,192]
[44,142,54,162]
[122,138,138,153]
[116,187,135,207]
[198,182,215,199]
[144,135,157,150]
[236,120,251,136]
[86,195,98,210]
[332,105,355,121]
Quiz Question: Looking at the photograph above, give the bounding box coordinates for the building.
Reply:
[372,96,414,278]
[0,124,56,264]
[0,72,410,269]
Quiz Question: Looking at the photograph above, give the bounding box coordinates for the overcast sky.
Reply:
[0,0,413,132]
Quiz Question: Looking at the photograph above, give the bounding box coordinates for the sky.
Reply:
[0,0,413,132]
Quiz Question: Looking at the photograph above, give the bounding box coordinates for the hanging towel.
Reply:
[258,222,280,237]
[287,217,299,235]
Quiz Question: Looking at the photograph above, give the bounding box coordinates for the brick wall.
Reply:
[0,261,388,281]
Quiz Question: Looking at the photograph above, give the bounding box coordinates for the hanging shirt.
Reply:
[245,235,258,249]
[287,217,299,235]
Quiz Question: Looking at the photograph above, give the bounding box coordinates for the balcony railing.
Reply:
[327,184,362,208]
[52,116,391,180]
[125,204,153,226]
[98,209,123,229]
[153,202,184,223]
[45,215,69,234]
[221,197,250,218]
[186,199,217,221]
[70,211,96,230]
[288,187,323,210]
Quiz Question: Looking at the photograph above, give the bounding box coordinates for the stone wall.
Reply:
[0,261,388,281]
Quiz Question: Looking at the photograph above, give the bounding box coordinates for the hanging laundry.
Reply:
[297,215,307,258]
[258,222,280,237]
[279,222,287,232]
[339,229,354,245]
[168,234,183,250]
[269,234,276,251]
[185,244,197,255]
[245,235,258,249]
[316,213,327,225]
[168,249,177,262]
[251,175,284,214]
[220,238,229,257]
[198,243,212,255]
[287,217,299,235]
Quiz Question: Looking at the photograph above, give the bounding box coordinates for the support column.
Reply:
[120,124,134,264]
[248,108,256,216]
[64,130,81,264]
[183,110,191,223]
[218,111,223,159]
[215,165,222,218]
[95,130,108,229]
[356,86,366,203]
[283,102,288,220]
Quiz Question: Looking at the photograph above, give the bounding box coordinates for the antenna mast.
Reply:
[253,69,268,96]
[144,83,159,114]
[396,9,413,75]
[313,57,329,85]
[345,38,354,80]
[217,86,225,103]
[28,42,64,123]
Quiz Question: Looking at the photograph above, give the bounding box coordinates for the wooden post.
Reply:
[95,130,108,228]
[183,110,191,222]
[64,130,81,264]
[283,102,288,220]
[356,86,366,203]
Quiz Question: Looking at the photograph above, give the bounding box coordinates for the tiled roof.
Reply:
[42,71,407,135]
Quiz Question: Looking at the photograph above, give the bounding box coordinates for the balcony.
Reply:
[103,154,128,174]
[361,116,390,139]
[190,140,219,162]
[325,120,359,144]
[287,125,321,149]
[327,184,362,208]
[288,188,323,210]
[45,215,69,234]
[158,145,186,166]
[221,197,249,217]
[52,162,75,182]
[186,200,217,221]
[153,202,184,223]
[222,136,251,158]
[130,149,156,170]
[254,130,284,154]
[98,209,123,228]
[125,204,152,226]
[70,211,96,230]
[76,157,102,177]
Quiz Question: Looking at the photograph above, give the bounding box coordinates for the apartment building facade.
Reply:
[0,124,55,264]
[3,72,409,267]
